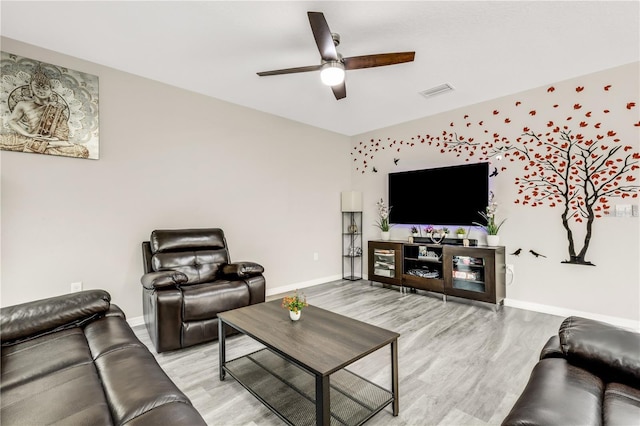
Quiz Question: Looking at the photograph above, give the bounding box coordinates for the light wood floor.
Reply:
[132,280,564,426]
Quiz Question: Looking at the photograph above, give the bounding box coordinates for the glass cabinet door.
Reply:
[373,249,397,278]
[451,255,486,293]
[368,241,403,286]
[443,246,501,304]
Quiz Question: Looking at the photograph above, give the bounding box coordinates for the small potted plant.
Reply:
[410,226,419,237]
[456,227,466,239]
[281,290,308,321]
[424,226,434,236]
[473,194,506,246]
[374,198,393,240]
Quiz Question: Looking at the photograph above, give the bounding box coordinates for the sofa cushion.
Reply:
[84,315,144,359]
[0,362,112,425]
[0,328,93,390]
[0,290,110,345]
[94,345,193,425]
[502,358,603,426]
[559,316,640,387]
[152,249,227,284]
[604,382,640,425]
[182,280,250,321]
[150,228,226,253]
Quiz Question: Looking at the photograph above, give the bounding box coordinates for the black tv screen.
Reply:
[388,162,489,226]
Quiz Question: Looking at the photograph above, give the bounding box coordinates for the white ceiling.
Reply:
[1,1,638,136]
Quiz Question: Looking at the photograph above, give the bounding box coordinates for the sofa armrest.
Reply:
[0,289,111,345]
[539,335,564,360]
[222,261,264,279]
[141,271,188,290]
[559,316,640,386]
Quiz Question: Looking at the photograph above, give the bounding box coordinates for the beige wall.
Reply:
[0,37,351,318]
[352,62,640,328]
[2,36,638,329]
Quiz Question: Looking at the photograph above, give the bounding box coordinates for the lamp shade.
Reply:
[341,191,362,212]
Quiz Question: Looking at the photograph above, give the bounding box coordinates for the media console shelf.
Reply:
[368,240,506,307]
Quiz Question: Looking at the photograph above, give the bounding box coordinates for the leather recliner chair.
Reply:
[141,228,266,353]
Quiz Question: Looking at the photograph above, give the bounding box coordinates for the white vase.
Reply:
[486,235,500,246]
[381,231,390,241]
[457,234,465,239]
[289,310,301,321]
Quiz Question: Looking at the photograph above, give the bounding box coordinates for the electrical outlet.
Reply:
[313,252,319,261]
[70,282,83,293]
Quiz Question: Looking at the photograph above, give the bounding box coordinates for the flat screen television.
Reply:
[388,162,489,226]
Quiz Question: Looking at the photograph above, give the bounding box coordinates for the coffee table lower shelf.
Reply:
[223,348,393,426]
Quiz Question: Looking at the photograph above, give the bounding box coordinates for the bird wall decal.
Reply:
[394,158,399,165]
[529,250,547,258]
[510,248,522,256]
[489,167,498,177]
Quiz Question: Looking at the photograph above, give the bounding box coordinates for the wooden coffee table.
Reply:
[218,300,400,426]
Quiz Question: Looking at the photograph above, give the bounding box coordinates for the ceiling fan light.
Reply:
[320,62,345,86]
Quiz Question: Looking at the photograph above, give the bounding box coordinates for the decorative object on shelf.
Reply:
[486,235,500,246]
[348,222,359,234]
[347,246,362,257]
[281,290,308,321]
[429,228,447,244]
[424,226,434,236]
[410,226,419,237]
[473,191,506,246]
[381,231,390,241]
[456,227,467,239]
[374,198,393,239]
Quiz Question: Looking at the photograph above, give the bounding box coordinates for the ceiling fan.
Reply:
[257,11,415,100]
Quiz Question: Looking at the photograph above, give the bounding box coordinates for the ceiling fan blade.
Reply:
[257,64,322,77]
[343,52,415,70]
[331,82,346,100]
[307,11,338,61]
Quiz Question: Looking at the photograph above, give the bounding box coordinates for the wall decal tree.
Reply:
[352,82,639,266]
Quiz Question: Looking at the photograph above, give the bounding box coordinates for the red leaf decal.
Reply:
[547,86,555,92]
[626,176,636,182]
[574,103,582,109]
[579,122,588,127]
[493,110,499,115]
[624,146,632,151]
[607,131,616,137]
[576,86,584,92]
[604,85,611,91]
[515,101,521,106]
[627,102,636,110]
[505,118,511,123]
[595,123,601,128]
[529,110,537,116]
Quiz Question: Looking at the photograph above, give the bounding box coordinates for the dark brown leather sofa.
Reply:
[502,316,640,425]
[141,228,266,353]
[0,290,206,426]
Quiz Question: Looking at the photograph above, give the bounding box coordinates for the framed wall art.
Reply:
[0,51,99,159]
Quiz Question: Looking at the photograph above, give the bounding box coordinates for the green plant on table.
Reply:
[281,290,308,313]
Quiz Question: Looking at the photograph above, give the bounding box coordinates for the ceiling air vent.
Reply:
[419,83,455,99]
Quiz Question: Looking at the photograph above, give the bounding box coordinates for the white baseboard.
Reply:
[127,281,639,332]
[127,316,145,327]
[505,298,640,332]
